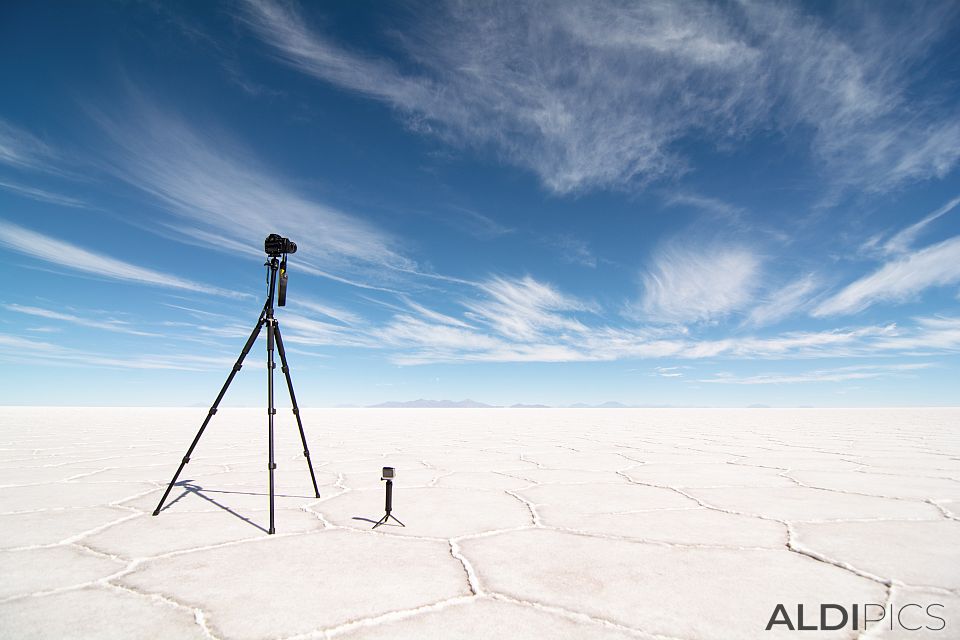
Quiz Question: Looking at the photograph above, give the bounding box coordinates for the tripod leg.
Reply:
[267,318,277,535]
[273,322,321,498]
[153,310,266,516]
[388,514,405,527]
[372,513,389,529]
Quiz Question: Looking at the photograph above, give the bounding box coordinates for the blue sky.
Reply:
[1,1,959,407]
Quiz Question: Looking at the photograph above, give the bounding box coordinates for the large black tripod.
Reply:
[152,252,320,534]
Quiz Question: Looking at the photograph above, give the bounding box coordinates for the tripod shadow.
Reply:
[159,480,312,534]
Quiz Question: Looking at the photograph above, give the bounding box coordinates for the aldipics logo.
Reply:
[765,603,946,632]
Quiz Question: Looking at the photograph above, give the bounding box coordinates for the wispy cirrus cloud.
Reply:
[239,0,755,193]
[0,220,245,298]
[370,309,956,365]
[399,297,473,329]
[92,100,413,284]
[289,298,364,326]
[872,195,960,257]
[665,193,745,222]
[870,316,960,353]
[814,235,960,316]
[0,118,56,172]
[653,366,685,378]
[440,206,514,240]
[740,2,960,194]
[240,0,960,195]
[637,243,760,323]
[0,333,234,371]
[0,179,86,208]
[274,274,958,365]
[700,363,932,385]
[363,276,597,361]
[745,274,820,328]
[4,304,159,337]
[544,234,597,268]
[464,275,595,341]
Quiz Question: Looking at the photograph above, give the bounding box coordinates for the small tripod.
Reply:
[152,240,320,534]
[372,466,405,529]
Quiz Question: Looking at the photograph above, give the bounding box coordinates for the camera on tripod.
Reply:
[265,233,297,257]
[264,234,296,306]
[154,232,319,535]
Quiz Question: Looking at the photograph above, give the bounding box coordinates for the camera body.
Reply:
[264,233,297,257]
[382,466,395,479]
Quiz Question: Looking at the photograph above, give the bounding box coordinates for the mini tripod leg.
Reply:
[372,512,405,529]
[273,322,321,498]
[153,310,266,516]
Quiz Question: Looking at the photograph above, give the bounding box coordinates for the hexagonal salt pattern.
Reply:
[0,546,125,599]
[331,596,642,639]
[119,529,471,639]
[686,486,942,521]
[0,586,208,639]
[793,520,960,589]
[459,528,886,638]
[0,506,132,549]
[1,407,958,638]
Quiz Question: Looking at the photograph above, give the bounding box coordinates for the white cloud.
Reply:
[351,273,958,365]
[5,304,159,336]
[290,298,363,326]
[700,363,932,385]
[274,312,354,346]
[871,316,960,353]
[546,234,597,268]
[240,0,960,194]
[464,275,595,341]
[442,206,514,240]
[0,333,234,371]
[239,0,754,193]
[374,315,502,353]
[879,195,960,256]
[695,324,900,360]
[740,2,960,193]
[744,274,819,327]
[92,101,412,282]
[367,312,955,365]
[0,220,246,298]
[653,366,685,378]
[665,193,744,221]
[638,244,760,323]
[0,179,86,208]
[0,118,54,172]
[814,235,960,316]
[401,298,473,329]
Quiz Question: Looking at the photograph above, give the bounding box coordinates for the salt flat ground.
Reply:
[0,408,958,639]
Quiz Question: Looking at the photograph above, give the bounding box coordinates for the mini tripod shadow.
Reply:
[372,467,405,529]
[152,244,320,534]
